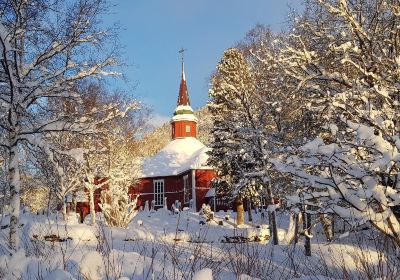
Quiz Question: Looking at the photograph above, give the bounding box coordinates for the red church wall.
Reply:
[130,169,216,212]
[195,169,216,211]
[130,171,193,210]
[171,121,197,139]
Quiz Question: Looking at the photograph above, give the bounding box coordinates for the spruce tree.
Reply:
[208,48,260,226]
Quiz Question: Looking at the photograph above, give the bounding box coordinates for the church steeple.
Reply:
[177,61,190,106]
[171,49,198,140]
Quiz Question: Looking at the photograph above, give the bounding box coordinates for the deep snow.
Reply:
[0,208,397,280]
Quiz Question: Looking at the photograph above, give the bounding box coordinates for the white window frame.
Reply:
[153,179,165,206]
[185,125,191,133]
[183,175,190,203]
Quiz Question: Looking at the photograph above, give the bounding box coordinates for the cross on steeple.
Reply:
[179,48,187,64]
[178,48,187,81]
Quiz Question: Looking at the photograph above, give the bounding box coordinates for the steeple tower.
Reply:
[177,61,190,106]
[171,49,198,140]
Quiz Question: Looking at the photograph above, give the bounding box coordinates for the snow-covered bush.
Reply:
[199,204,214,221]
[99,187,139,228]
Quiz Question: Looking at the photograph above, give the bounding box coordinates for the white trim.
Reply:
[183,175,190,204]
[191,169,196,210]
[171,114,198,123]
[153,179,165,206]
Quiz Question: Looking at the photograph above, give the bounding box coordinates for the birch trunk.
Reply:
[9,136,20,251]
[89,189,96,225]
[303,206,312,256]
[60,180,67,222]
[267,182,278,245]
[62,200,67,222]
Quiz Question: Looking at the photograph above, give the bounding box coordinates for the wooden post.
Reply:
[236,197,244,225]
[294,212,299,244]
[247,199,253,222]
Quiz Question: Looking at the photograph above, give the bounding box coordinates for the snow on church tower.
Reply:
[171,59,198,139]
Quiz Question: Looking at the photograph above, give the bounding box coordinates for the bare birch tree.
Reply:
[0,0,136,250]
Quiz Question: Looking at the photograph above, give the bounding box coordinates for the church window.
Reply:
[153,179,165,206]
[185,125,191,133]
[183,175,190,203]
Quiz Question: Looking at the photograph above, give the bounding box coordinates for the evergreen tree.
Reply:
[208,48,251,225]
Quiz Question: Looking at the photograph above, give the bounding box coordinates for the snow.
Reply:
[141,137,212,177]
[193,268,213,280]
[171,113,198,122]
[205,188,215,198]
[44,269,75,280]
[175,105,194,112]
[80,251,104,280]
[0,210,396,279]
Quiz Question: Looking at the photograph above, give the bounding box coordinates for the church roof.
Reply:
[140,137,211,178]
[177,62,190,106]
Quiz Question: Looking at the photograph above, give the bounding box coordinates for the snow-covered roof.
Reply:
[205,188,215,198]
[171,113,198,123]
[140,137,212,178]
[175,105,193,113]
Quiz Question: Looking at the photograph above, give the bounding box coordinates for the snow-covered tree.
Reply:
[208,48,280,244]
[272,0,400,246]
[20,186,49,213]
[99,186,139,228]
[79,103,142,225]
[96,124,141,227]
[0,0,136,250]
[208,48,256,225]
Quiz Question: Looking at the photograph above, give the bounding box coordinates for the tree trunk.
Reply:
[62,200,67,222]
[266,182,278,245]
[269,211,279,245]
[89,189,96,225]
[60,180,67,222]
[247,199,253,222]
[320,214,333,241]
[294,212,302,244]
[236,197,244,226]
[303,206,311,256]
[9,140,21,251]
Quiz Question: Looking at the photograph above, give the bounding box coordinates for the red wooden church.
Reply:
[130,61,216,211]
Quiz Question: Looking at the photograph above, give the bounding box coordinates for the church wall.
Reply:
[195,169,216,211]
[130,171,194,210]
[171,121,197,139]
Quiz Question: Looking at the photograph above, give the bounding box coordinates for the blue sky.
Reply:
[107,0,301,126]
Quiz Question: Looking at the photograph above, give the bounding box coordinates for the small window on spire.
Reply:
[185,125,191,133]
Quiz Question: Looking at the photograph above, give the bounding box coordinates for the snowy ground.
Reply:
[0,209,398,280]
